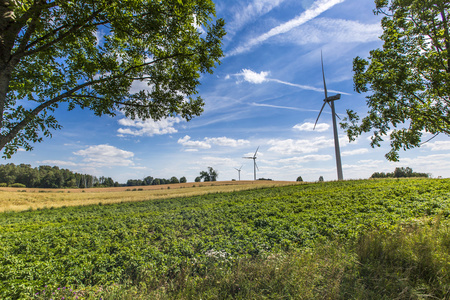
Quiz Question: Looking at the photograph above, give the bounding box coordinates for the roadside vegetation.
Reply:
[1,178,449,299]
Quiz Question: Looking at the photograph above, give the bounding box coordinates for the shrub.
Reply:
[0,183,7,187]
[10,183,26,188]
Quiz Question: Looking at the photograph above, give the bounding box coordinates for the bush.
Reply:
[10,183,26,188]
[0,183,7,187]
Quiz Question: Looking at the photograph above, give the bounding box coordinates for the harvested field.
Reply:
[0,180,301,212]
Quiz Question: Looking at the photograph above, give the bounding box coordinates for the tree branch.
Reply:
[18,7,106,59]
[1,51,194,148]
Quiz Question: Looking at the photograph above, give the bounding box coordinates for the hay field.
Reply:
[0,180,301,212]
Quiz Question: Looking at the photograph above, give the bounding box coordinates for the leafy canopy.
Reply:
[0,0,225,158]
[342,0,450,161]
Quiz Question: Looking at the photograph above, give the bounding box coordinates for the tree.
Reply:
[0,0,225,158]
[343,0,450,161]
[170,176,179,184]
[199,167,217,182]
[143,176,153,186]
[194,176,201,182]
[318,176,324,182]
[179,176,187,183]
[296,176,303,182]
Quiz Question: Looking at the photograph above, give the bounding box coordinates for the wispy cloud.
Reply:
[37,160,78,167]
[276,18,381,45]
[233,69,350,94]
[251,102,321,113]
[227,0,286,35]
[341,148,369,156]
[278,154,332,164]
[228,0,345,56]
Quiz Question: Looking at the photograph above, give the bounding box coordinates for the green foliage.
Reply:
[371,167,429,179]
[199,166,218,182]
[9,183,25,188]
[0,178,449,298]
[318,176,324,182]
[0,163,99,188]
[343,0,450,161]
[296,176,303,182]
[0,0,226,157]
[179,176,187,183]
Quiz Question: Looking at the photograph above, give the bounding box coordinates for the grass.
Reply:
[0,180,300,212]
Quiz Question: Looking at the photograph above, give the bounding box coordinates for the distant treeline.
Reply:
[370,167,429,179]
[0,163,118,188]
[126,176,187,186]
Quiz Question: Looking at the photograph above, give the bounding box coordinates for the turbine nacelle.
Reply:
[325,94,341,102]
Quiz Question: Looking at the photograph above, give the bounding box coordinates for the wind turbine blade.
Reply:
[321,50,328,100]
[255,161,259,171]
[254,146,260,157]
[314,101,327,130]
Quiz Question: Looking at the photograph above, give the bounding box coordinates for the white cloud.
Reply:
[74,144,134,167]
[206,137,250,147]
[268,136,334,155]
[294,122,330,132]
[178,135,211,149]
[423,141,450,151]
[178,135,250,150]
[117,117,182,137]
[237,69,270,84]
[341,148,369,156]
[228,0,345,56]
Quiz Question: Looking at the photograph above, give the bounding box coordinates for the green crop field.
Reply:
[1,178,450,299]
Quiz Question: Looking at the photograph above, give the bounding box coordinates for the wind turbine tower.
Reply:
[243,146,259,180]
[314,51,344,180]
[234,165,243,181]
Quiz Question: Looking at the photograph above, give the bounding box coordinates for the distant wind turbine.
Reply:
[234,165,243,181]
[313,51,344,181]
[243,146,259,180]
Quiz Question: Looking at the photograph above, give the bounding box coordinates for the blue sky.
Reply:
[7,0,450,183]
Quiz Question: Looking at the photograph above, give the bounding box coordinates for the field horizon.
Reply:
[0,180,302,212]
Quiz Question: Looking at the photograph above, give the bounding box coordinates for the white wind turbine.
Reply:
[243,146,259,180]
[313,51,344,180]
[234,165,243,181]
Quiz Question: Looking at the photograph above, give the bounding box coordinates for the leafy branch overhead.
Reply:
[342,0,450,161]
[0,0,226,158]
